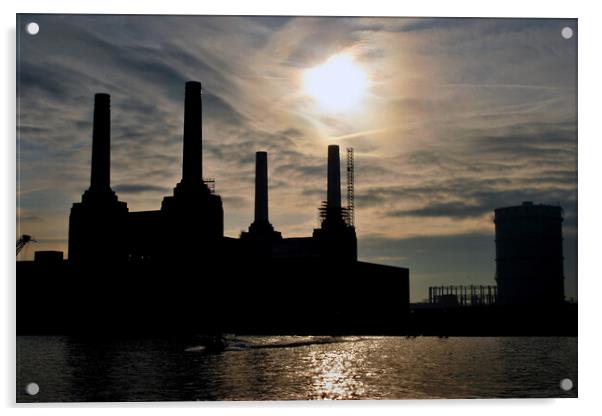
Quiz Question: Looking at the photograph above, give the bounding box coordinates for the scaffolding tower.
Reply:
[346,147,354,227]
[317,147,355,227]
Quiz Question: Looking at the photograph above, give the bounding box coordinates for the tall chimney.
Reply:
[89,93,111,193]
[327,145,341,209]
[254,151,269,223]
[181,81,203,185]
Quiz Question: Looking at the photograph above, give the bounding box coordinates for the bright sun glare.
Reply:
[302,53,367,113]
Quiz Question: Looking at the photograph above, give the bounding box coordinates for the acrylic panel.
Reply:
[16,14,577,402]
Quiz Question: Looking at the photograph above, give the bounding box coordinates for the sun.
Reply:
[302,53,368,113]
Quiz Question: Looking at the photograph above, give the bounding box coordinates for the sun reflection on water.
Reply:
[308,347,366,399]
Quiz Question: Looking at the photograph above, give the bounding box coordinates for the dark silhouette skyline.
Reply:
[16,15,578,303]
[17,80,575,337]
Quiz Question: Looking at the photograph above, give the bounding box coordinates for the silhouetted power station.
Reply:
[68,81,364,266]
[17,81,410,335]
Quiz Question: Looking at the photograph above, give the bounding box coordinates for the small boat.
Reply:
[185,335,228,354]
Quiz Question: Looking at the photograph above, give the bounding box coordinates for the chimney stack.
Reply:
[327,144,341,209]
[89,93,111,193]
[313,144,357,260]
[181,81,203,185]
[242,150,280,240]
[254,151,269,223]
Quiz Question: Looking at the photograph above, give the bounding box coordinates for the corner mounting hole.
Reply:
[25,22,40,36]
[25,382,39,396]
[560,378,573,391]
[561,26,573,39]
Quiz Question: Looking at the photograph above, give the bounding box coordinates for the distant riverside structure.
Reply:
[494,201,565,305]
[428,285,497,307]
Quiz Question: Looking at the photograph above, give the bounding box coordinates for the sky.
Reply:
[16,15,577,302]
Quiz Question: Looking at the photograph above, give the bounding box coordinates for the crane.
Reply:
[16,234,36,256]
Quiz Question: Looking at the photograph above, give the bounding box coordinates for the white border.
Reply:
[3,1,601,415]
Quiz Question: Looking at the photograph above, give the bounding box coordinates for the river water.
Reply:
[17,336,577,402]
